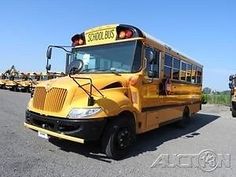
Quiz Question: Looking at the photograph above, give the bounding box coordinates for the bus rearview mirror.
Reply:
[229,83,234,89]
[229,75,233,81]
[146,50,154,63]
[46,64,51,71]
[47,47,52,60]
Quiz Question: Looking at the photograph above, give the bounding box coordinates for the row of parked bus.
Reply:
[0,65,65,92]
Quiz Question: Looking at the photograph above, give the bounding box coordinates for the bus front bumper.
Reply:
[24,110,107,143]
[24,122,85,143]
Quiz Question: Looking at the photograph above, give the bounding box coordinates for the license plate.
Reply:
[38,131,49,139]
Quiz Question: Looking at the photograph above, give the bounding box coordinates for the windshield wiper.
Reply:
[82,67,103,72]
[82,68,121,76]
[108,70,121,76]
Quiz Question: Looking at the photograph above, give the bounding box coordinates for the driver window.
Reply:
[145,47,159,78]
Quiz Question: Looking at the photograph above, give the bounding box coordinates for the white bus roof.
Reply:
[144,32,203,68]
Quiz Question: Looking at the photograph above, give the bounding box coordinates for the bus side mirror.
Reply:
[146,50,154,63]
[66,53,71,74]
[229,75,233,81]
[47,47,52,60]
[46,64,51,71]
[148,71,157,78]
[146,50,158,78]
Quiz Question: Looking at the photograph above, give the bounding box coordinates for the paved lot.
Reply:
[0,89,235,177]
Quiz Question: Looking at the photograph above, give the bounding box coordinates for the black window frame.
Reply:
[196,66,202,84]
[173,57,180,80]
[164,54,172,79]
[186,63,192,82]
[180,61,187,81]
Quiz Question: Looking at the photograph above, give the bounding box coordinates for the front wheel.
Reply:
[176,107,190,128]
[232,107,236,117]
[102,117,135,160]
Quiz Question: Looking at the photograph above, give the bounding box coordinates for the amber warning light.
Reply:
[118,29,133,39]
[71,34,85,46]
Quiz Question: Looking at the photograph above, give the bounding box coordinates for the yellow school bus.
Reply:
[229,75,236,117]
[0,73,7,89]
[16,72,41,92]
[17,72,65,92]
[24,24,203,159]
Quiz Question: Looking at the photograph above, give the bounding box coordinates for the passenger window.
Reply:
[173,58,180,80]
[181,62,187,81]
[191,65,197,83]
[197,67,202,83]
[164,54,172,67]
[164,54,172,78]
[186,63,192,82]
[164,67,171,78]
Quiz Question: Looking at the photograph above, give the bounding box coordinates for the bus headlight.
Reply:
[67,107,101,119]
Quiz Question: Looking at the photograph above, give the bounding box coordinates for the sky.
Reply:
[0,0,235,91]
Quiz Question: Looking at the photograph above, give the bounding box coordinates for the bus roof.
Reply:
[72,24,203,68]
[143,32,203,68]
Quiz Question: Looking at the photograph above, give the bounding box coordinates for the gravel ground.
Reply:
[0,89,235,177]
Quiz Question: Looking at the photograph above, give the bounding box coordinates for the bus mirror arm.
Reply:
[68,73,104,106]
[46,64,51,72]
[46,45,73,73]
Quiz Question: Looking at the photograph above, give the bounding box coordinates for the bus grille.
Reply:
[33,87,67,112]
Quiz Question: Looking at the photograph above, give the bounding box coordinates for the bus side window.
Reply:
[145,47,159,78]
[186,63,192,82]
[181,62,187,81]
[164,54,172,78]
[192,65,197,83]
[197,67,202,83]
[173,58,180,80]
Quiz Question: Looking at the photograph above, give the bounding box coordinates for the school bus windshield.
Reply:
[71,40,142,73]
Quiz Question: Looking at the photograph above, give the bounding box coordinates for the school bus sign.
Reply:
[85,24,117,45]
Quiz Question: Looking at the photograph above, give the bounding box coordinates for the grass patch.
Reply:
[203,94,231,105]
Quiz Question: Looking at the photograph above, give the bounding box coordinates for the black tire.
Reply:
[232,107,236,117]
[102,117,136,160]
[176,107,190,128]
[11,86,17,92]
[25,87,31,93]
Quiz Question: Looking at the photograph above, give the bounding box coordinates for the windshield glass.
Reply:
[70,40,142,73]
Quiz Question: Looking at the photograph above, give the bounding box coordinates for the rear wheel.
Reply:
[11,86,17,92]
[102,117,136,160]
[176,107,190,128]
[25,87,31,93]
[232,106,236,117]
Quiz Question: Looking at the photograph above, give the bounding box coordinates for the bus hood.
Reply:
[29,74,132,118]
[38,74,128,91]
